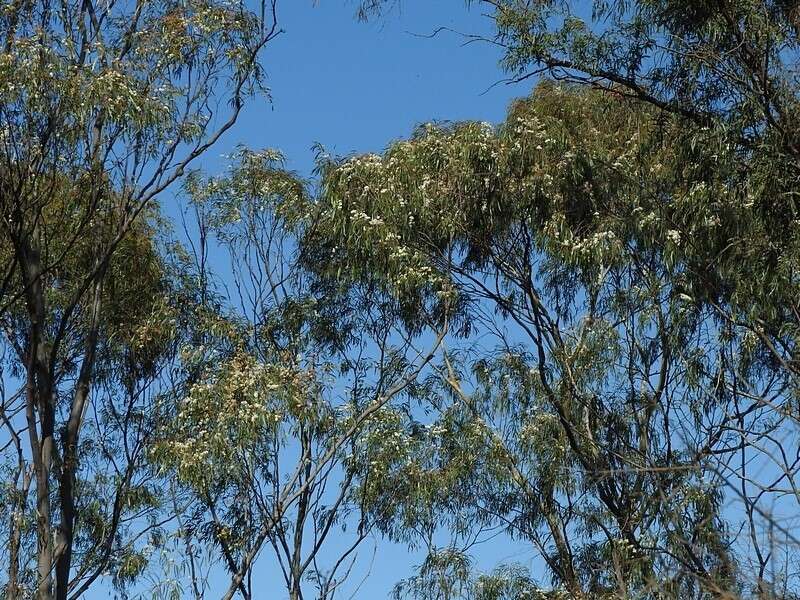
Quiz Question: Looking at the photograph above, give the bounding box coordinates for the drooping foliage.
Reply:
[147,149,450,600]
[306,81,800,598]
[0,0,278,596]
[4,1,800,599]
[0,182,180,598]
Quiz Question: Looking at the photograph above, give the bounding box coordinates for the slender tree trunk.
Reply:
[544,509,584,599]
[55,279,102,600]
[7,463,31,600]
[8,510,21,600]
[289,429,311,600]
[22,251,56,600]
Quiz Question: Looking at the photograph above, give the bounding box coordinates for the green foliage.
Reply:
[5,2,800,598]
[0,0,277,594]
[306,80,800,597]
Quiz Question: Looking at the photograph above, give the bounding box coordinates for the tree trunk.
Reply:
[7,464,31,600]
[55,281,102,600]
[19,235,56,600]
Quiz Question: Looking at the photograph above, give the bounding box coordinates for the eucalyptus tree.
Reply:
[150,149,450,600]
[0,203,182,599]
[362,0,800,149]
[358,0,800,381]
[0,0,279,596]
[481,0,800,382]
[305,82,800,598]
[486,0,800,156]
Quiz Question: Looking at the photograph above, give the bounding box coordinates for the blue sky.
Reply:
[201,0,523,177]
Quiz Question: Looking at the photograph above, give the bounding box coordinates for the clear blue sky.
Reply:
[201,0,524,178]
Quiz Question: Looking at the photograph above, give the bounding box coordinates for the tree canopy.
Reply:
[3,1,800,599]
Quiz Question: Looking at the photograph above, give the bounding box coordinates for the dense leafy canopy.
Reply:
[305,80,800,598]
[3,1,800,599]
